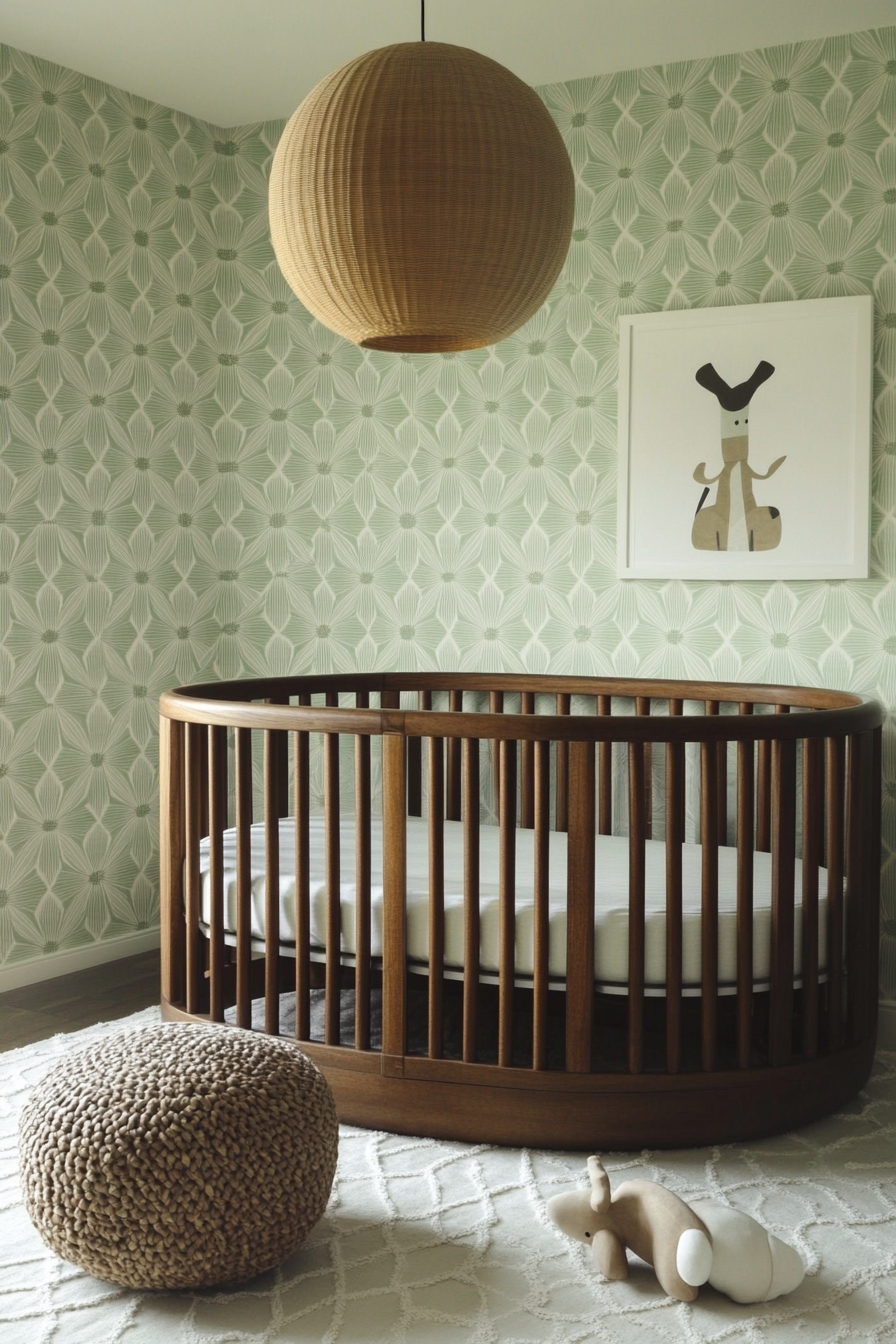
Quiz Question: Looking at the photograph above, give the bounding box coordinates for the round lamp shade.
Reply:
[269,42,575,352]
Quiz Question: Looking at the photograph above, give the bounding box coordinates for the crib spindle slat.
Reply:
[407,736,422,816]
[703,703,727,846]
[499,738,517,1068]
[769,737,797,1067]
[846,732,875,1044]
[668,699,686,840]
[159,717,185,1014]
[263,729,281,1036]
[567,739,596,1073]
[197,724,209,844]
[598,695,612,836]
[294,698,311,1041]
[635,697,652,841]
[463,737,480,1063]
[868,728,883,1038]
[718,738,728,846]
[324,725,340,1046]
[757,737,772,853]
[533,738,550,1071]
[802,735,822,1060]
[758,703,790,853]
[447,690,463,821]
[736,707,755,1069]
[826,735,846,1051]
[665,705,684,1073]
[521,692,535,829]
[406,689,423,817]
[264,697,290,820]
[555,693,570,833]
[846,734,861,1046]
[700,741,719,1071]
[184,722,203,1017]
[715,704,730,846]
[355,706,372,1052]
[233,728,252,1030]
[382,731,407,1059]
[489,691,504,818]
[428,736,445,1059]
[628,741,646,1074]
[207,725,227,1023]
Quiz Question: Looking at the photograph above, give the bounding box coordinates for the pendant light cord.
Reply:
[421,0,425,41]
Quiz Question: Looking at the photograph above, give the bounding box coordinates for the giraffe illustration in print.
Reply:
[691,360,786,552]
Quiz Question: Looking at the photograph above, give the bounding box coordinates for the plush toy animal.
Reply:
[546,1156,804,1304]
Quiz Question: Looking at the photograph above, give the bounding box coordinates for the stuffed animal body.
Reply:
[546,1156,804,1305]
[687,1199,804,1304]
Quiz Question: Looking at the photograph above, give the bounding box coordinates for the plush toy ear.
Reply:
[587,1156,612,1213]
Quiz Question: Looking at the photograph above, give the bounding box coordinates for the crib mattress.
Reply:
[197,814,830,992]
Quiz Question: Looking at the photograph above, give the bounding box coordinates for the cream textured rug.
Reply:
[2,1010,895,1344]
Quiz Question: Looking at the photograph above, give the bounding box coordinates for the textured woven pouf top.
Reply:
[18,1022,339,1290]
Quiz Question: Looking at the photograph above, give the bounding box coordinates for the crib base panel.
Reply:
[161,997,875,1150]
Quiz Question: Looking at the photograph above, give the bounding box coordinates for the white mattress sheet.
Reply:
[198,815,829,990]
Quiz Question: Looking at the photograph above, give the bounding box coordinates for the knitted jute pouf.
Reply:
[18,1022,339,1289]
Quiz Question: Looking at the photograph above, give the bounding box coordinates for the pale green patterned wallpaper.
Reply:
[1,30,896,994]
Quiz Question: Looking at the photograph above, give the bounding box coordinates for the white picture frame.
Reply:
[616,296,873,580]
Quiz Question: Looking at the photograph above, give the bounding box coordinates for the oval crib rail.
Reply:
[159,673,882,1149]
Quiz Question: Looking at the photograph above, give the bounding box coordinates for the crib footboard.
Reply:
[159,673,882,1149]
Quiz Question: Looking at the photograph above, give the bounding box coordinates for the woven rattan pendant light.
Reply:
[269,21,574,353]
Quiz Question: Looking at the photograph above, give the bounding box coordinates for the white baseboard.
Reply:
[0,929,160,994]
[878,1002,896,1051]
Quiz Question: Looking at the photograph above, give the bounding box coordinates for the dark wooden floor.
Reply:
[0,950,160,1051]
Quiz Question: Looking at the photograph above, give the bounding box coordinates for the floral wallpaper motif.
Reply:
[1,31,895,994]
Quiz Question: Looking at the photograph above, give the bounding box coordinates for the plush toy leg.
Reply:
[676,1229,713,1288]
[592,1228,628,1280]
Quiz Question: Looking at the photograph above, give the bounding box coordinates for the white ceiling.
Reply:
[1,0,895,127]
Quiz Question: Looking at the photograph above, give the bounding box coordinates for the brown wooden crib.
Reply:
[158,673,882,1150]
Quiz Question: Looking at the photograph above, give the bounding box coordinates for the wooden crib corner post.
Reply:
[382,729,408,1061]
[159,713,185,1009]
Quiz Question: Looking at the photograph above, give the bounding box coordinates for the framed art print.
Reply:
[616,296,873,580]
